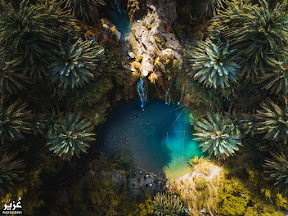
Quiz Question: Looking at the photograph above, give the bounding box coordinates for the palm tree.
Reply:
[49,39,105,89]
[0,58,27,94]
[198,0,224,19]
[256,99,288,143]
[264,153,288,194]
[47,113,95,160]
[194,113,242,159]
[153,193,185,216]
[0,0,73,79]
[240,113,258,136]
[261,62,288,94]
[0,100,32,144]
[0,153,25,194]
[189,39,240,89]
[211,0,288,80]
[64,0,106,24]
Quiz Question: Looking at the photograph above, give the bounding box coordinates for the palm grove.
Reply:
[0,0,121,201]
[189,0,288,196]
[0,0,288,215]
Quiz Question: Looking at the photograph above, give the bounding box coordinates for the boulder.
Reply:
[158,0,178,24]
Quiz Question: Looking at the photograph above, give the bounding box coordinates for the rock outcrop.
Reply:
[127,0,148,21]
[77,18,121,46]
[128,0,183,83]
[166,160,224,215]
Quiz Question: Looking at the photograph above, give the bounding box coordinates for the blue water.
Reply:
[96,100,203,176]
[108,10,131,41]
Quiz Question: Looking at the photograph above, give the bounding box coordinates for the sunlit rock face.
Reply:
[129,0,183,79]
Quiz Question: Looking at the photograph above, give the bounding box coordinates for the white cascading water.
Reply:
[115,0,122,14]
[177,86,185,105]
[165,81,173,105]
[137,77,147,108]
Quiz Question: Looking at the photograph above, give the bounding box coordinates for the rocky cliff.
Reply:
[128,0,183,84]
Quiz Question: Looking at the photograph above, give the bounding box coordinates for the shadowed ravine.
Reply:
[96,100,203,176]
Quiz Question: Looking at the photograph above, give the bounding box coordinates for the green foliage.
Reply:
[188,156,204,167]
[185,78,224,112]
[49,175,138,216]
[0,100,32,143]
[88,177,122,215]
[153,193,185,216]
[199,0,223,19]
[0,0,73,78]
[49,39,105,89]
[256,99,288,143]
[63,76,113,124]
[116,152,130,170]
[194,113,242,159]
[47,113,95,160]
[189,39,239,88]
[275,193,288,210]
[261,62,288,94]
[217,178,248,215]
[64,0,106,24]
[240,113,258,136]
[221,159,288,214]
[264,153,288,195]
[194,175,208,190]
[211,0,288,80]
[136,193,154,216]
[0,58,27,94]
[1,165,46,215]
[0,153,25,194]
[220,78,266,113]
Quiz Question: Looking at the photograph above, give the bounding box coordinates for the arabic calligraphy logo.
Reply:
[2,197,22,215]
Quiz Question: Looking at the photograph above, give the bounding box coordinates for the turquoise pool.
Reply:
[96,100,203,176]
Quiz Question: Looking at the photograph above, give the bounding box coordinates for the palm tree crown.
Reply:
[256,99,288,143]
[189,39,239,89]
[0,58,27,94]
[153,193,185,216]
[0,0,72,78]
[49,39,105,89]
[0,153,25,194]
[264,153,288,194]
[211,0,288,80]
[199,0,223,19]
[64,0,106,24]
[0,101,32,143]
[47,113,95,160]
[261,62,288,94]
[194,113,242,159]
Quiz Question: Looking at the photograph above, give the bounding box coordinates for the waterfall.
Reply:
[137,77,147,108]
[165,81,173,105]
[177,86,185,105]
[114,0,122,14]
